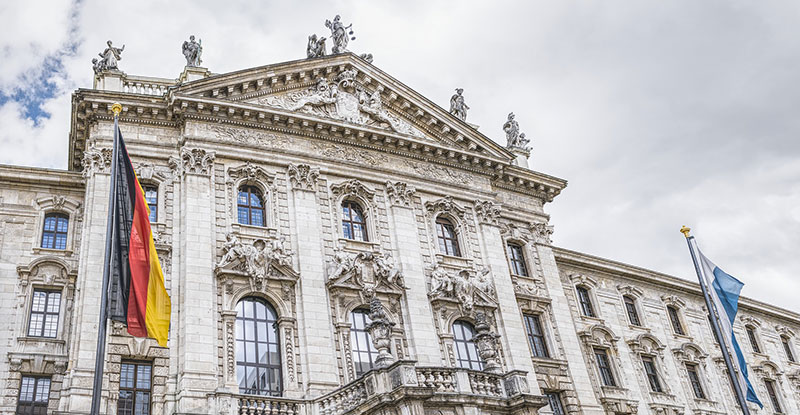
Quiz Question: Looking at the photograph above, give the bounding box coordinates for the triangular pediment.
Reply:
[173,53,514,161]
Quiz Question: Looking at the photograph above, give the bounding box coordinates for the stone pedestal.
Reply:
[94,70,124,92]
[179,66,211,83]
[511,148,531,169]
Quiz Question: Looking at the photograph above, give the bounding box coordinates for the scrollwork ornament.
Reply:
[180,147,215,175]
[530,222,553,245]
[287,163,320,191]
[385,181,416,207]
[474,200,501,225]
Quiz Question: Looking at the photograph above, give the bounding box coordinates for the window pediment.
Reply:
[579,324,619,349]
[672,342,708,364]
[616,284,644,298]
[660,294,686,308]
[627,333,666,356]
[17,257,76,287]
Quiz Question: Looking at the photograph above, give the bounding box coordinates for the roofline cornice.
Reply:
[0,164,84,189]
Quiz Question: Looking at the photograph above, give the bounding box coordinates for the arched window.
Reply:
[452,320,483,370]
[506,243,528,276]
[235,298,281,396]
[41,213,69,250]
[745,325,761,354]
[436,217,461,256]
[623,296,641,326]
[341,201,368,241]
[576,286,595,318]
[667,306,685,335]
[238,186,266,227]
[350,308,379,377]
[143,184,158,222]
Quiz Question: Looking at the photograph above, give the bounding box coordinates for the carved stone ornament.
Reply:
[503,112,530,151]
[215,233,296,289]
[600,398,638,415]
[93,40,124,73]
[473,312,502,374]
[179,147,215,175]
[325,14,355,54]
[81,143,112,178]
[449,88,469,121]
[287,163,319,191]
[227,162,275,187]
[330,179,375,201]
[365,296,396,367]
[428,263,496,312]
[474,200,501,225]
[425,196,467,220]
[530,222,553,245]
[327,248,405,293]
[182,35,203,67]
[307,34,327,58]
[259,72,425,139]
[385,181,416,207]
[626,334,666,356]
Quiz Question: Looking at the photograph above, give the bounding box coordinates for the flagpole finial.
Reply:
[680,225,691,238]
[111,103,122,117]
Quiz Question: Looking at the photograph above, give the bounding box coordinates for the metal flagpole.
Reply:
[90,103,123,414]
[680,226,751,415]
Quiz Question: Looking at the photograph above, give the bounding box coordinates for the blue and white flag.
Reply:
[698,250,763,408]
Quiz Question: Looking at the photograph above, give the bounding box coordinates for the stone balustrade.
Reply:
[416,367,457,392]
[122,75,173,95]
[317,377,369,415]
[467,371,504,397]
[237,396,302,415]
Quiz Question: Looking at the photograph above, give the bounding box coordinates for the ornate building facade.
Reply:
[1,47,799,415]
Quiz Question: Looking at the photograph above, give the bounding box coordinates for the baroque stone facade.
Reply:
[1,52,798,415]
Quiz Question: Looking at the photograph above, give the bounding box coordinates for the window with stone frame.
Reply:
[17,376,50,415]
[118,362,152,415]
[667,305,685,335]
[576,286,595,318]
[623,295,641,327]
[237,185,266,227]
[545,391,566,415]
[435,217,461,257]
[781,336,796,363]
[523,314,549,358]
[235,297,282,396]
[341,201,369,242]
[593,348,616,387]
[142,184,158,222]
[745,325,761,354]
[41,212,69,250]
[506,243,528,277]
[453,320,483,370]
[764,379,783,413]
[27,289,61,338]
[685,363,706,399]
[351,308,380,377]
[641,356,663,393]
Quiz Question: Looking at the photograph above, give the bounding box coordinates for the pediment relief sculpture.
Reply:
[18,258,76,287]
[425,196,467,220]
[135,161,178,184]
[579,324,619,349]
[215,233,297,287]
[330,179,375,201]
[226,162,276,188]
[627,334,666,356]
[326,248,405,294]
[427,263,496,312]
[513,277,547,299]
[257,74,426,140]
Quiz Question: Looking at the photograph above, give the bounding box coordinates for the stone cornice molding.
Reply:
[776,325,795,338]
[569,273,599,289]
[740,315,762,328]
[626,333,666,356]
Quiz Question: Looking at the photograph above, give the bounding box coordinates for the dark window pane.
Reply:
[593,348,616,387]
[453,320,483,370]
[746,326,761,354]
[237,186,266,227]
[642,356,663,393]
[546,392,566,415]
[782,337,795,363]
[436,218,461,256]
[235,297,282,396]
[686,363,706,399]
[41,213,69,249]
[342,201,368,242]
[624,296,641,326]
[765,380,783,413]
[668,306,685,335]
[577,287,595,317]
[523,314,549,358]
[144,185,158,222]
[507,244,528,276]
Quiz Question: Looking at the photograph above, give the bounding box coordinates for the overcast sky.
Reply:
[2,1,798,312]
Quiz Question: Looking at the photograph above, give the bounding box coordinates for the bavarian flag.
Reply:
[108,127,171,347]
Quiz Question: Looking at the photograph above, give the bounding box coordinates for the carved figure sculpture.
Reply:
[98,40,124,71]
[449,88,469,121]
[325,15,355,54]
[328,248,356,283]
[287,78,338,111]
[503,112,520,147]
[307,34,327,58]
[428,264,495,311]
[92,58,105,74]
[182,35,203,67]
[217,233,294,284]
[373,253,403,287]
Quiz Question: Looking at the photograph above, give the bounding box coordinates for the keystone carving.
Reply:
[287,163,319,191]
[385,181,415,207]
[330,179,375,200]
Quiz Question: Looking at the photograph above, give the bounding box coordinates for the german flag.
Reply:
[108,128,171,347]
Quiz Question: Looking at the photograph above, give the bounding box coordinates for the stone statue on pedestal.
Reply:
[307,34,327,58]
[97,40,124,72]
[503,112,530,150]
[325,15,355,54]
[449,88,469,121]
[182,35,203,67]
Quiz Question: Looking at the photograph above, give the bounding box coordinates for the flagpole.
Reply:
[680,226,751,415]
[90,103,122,415]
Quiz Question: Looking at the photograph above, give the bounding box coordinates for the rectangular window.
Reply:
[17,376,50,414]
[593,348,616,387]
[667,306,685,335]
[746,327,761,354]
[623,296,641,326]
[118,362,152,415]
[545,392,566,415]
[28,290,61,338]
[577,286,595,317]
[642,356,663,393]
[782,337,795,363]
[685,363,706,399]
[765,379,783,413]
[506,243,528,276]
[143,185,158,222]
[523,314,549,358]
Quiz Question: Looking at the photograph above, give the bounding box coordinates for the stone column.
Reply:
[532,223,603,414]
[385,182,442,365]
[474,202,540,393]
[175,146,218,413]
[287,164,340,394]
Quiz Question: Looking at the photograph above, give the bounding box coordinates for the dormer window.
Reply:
[41,213,69,250]
[435,217,461,256]
[341,201,368,241]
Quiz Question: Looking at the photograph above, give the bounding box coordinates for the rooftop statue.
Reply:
[307,34,327,58]
[325,14,355,54]
[182,35,203,67]
[449,88,469,121]
[503,112,530,150]
[96,40,124,72]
